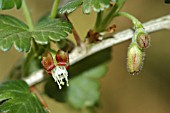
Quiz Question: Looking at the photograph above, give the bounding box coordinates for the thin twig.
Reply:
[23,14,170,86]
[64,13,82,46]
[30,86,51,113]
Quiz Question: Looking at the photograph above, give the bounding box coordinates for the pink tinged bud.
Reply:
[134,28,150,49]
[41,52,55,73]
[136,33,150,49]
[127,43,144,75]
[56,50,70,69]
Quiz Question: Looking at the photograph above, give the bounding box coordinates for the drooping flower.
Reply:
[41,50,70,89]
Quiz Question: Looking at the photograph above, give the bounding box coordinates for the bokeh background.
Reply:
[0,0,170,113]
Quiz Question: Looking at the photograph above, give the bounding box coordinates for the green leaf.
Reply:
[67,64,108,109]
[0,0,22,10]
[59,0,82,14]
[0,80,48,113]
[33,17,72,44]
[45,64,107,109]
[0,15,30,52]
[59,0,111,14]
[82,0,110,14]
[0,15,72,52]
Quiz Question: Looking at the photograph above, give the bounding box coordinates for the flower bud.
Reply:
[127,43,144,75]
[41,52,55,72]
[56,50,69,70]
[134,28,150,49]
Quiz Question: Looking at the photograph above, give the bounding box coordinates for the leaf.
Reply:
[59,0,111,14]
[67,64,108,109]
[33,17,72,44]
[58,0,82,14]
[82,0,110,14]
[45,64,107,109]
[0,15,72,52]
[0,80,48,113]
[0,15,30,52]
[0,0,22,10]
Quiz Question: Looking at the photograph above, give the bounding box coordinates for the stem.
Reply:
[115,12,143,29]
[94,11,103,32]
[30,87,49,109]
[64,13,82,46]
[22,0,34,30]
[72,28,82,46]
[99,0,126,31]
[21,50,35,77]
[50,0,60,19]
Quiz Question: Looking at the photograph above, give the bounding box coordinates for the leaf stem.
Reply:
[94,11,103,32]
[21,49,35,77]
[30,86,50,110]
[64,13,82,46]
[50,0,60,19]
[22,0,34,30]
[99,0,126,31]
[115,12,143,29]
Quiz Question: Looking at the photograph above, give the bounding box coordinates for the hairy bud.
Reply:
[127,43,144,75]
[134,28,150,49]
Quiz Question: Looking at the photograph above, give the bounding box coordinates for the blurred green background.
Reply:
[0,0,170,113]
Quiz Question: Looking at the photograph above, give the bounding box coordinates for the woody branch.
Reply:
[23,14,170,86]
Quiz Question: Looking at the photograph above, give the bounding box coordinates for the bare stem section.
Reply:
[24,15,170,86]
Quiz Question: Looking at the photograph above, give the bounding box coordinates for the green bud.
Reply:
[134,28,150,49]
[127,43,144,75]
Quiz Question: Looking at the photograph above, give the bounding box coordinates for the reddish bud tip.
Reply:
[41,52,55,71]
[134,28,150,49]
[56,50,70,68]
[136,33,150,49]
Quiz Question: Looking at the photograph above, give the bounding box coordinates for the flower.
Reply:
[51,66,69,89]
[41,50,70,89]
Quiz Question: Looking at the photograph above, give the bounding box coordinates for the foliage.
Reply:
[0,0,22,10]
[0,15,72,52]
[67,64,107,108]
[0,80,48,113]
[59,0,114,14]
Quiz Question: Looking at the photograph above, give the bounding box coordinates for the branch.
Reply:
[23,14,170,86]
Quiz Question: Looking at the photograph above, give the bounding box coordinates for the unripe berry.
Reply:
[127,43,144,75]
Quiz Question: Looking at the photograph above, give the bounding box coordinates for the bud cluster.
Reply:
[127,28,150,75]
